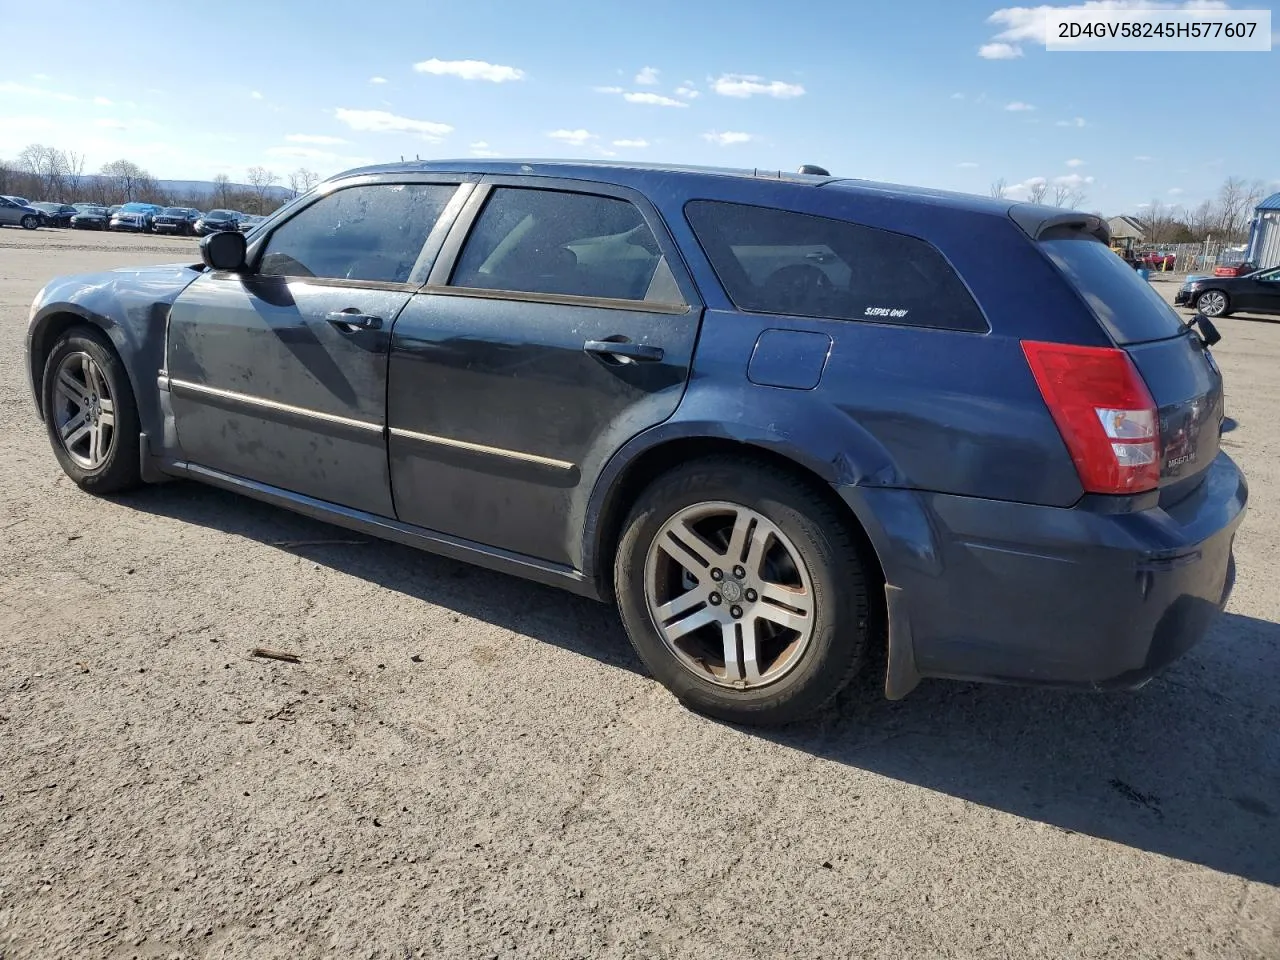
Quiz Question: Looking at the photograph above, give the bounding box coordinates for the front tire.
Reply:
[20,215,38,230]
[614,458,871,725]
[1196,289,1231,318]
[41,328,142,494]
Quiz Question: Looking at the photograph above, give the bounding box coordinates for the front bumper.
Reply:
[1174,288,1195,306]
[840,450,1247,692]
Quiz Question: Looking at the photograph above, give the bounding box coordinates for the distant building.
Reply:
[1107,215,1146,242]
[1246,192,1280,269]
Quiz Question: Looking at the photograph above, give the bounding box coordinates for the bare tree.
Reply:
[212,173,232,208]
[99,159,154,203]
[288,167,319,198]
[246,166,279,213]
[989,178,1007,200]
[63,150,86,198]
[1026,179,1048,205]
[17,144,69,198]
[1052,185,1087,209]
[1216,177,1250,239]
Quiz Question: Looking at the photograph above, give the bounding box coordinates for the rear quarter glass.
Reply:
[1041,238,1187,345]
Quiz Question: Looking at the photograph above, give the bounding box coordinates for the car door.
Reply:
[1237,266,1280,313]
[386,178,703,567]
[0,198,20,226]
[166,178,469,517]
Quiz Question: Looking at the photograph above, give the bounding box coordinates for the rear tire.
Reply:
[614,457,870,725]
[41,328,142,494]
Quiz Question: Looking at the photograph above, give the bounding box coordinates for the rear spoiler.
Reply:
[1008,205,1110,244]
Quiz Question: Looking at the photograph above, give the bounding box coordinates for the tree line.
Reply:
[0,144,321,214]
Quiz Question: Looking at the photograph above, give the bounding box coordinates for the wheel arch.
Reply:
[29,309,143,424]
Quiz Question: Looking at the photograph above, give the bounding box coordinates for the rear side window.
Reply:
[685,200,986,331]
[450,188,683,305]
[1040,238,1188,345]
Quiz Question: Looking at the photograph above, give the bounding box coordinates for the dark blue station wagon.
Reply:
[25,161,1247,724]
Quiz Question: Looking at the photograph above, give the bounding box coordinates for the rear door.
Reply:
[166,178,466,516]
[1233,266,1280,313]
[386,178,702,566]
[1041,237,1224,499]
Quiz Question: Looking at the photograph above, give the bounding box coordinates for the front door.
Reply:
[166,180,465,516]
[1235,266,1280,313]
[386,180,702,567]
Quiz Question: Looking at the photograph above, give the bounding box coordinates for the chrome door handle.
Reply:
[326,310,383,331]
[583,339,664,363]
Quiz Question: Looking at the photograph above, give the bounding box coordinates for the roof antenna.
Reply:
[798,164,830,176]
[415,154,421,161]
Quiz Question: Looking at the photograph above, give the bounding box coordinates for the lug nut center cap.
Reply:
[720,580,744,604]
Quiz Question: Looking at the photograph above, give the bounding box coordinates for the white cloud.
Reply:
[711,74,805,99]
[250,91,264,100]
[1053,173,1095,188]
[94,118,128,130]
[1005,101,1035,111]
[413,58,524,83]
[1006,176,1048,200]
[0,81,77,102]
[93,96,112,106]
[951,92,966,100]
[1065,158,1085,167]
[703,130,754,146]
[265,146,375,170]
[471,140,489,149]
[595,148,619,158]
[623,91,687,107]
[594,85,625,94]
[286,134,348,145]
[1055,116,1087,127]
[957,161,979,168]
[675,83,700,99]
[1169,187,1185,195]
[1134,154,1154,161]
[369,76,388,85]
[983,2,1230,57]
[547,129,597,146]
[32,73,49,81]
[470,140,500,157]
[334,107,453,139]
[635,66,660,85]
[978,42,1023,59]
[1136,202,1151,208]
[613,138,650,148]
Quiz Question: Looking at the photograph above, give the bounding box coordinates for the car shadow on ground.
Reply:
[125,481,1280,887]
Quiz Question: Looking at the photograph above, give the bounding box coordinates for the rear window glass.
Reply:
[1041,238,1187,345]
[685,200,986,331]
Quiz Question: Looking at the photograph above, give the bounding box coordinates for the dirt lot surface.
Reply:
[1,229,1277,959]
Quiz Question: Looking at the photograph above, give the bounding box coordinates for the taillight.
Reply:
[1022,340,1161,495]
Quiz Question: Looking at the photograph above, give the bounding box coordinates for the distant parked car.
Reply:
[153,207,201,236]
[238,214,266,233]
[194,209,240,235]
[2,195,32,207]
[1139,251,1175,271]
[108,205,123,216]
[110,202,164,233]
[70,205,111,230]
[31,202,78,228]
[1212,260,1258,279]
[0,196,41,229]
[1176,265,1280,317]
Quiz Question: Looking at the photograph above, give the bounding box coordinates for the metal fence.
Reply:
[1134,240,1249,275]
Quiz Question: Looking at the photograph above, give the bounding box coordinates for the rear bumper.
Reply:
[839,450,1247,691]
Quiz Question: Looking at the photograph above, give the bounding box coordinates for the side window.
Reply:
[258,183,457,284]
[685,200,987,332]
[450,187,683,305]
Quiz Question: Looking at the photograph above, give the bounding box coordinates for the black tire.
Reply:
[41,327,142,494]
[1195,289,1231,318]
[20,214,38,230]
[614,457,871,725]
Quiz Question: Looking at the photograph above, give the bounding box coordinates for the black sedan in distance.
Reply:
[194,209,240,235]
[153,208,201,235]
[69,206,111,230]
[1176,265,1280,317]
[31,203,78,227]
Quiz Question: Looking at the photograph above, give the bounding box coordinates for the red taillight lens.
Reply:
[1022,340,1161,495]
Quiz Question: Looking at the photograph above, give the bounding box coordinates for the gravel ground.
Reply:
[0,229,1277,960]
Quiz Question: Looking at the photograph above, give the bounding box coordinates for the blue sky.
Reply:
[1,0,1276,214]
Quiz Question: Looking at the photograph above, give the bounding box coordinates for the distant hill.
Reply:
[155,179,293,200]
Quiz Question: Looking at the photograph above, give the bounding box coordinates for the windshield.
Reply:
[1041,238,1189,345]
[78,206,106,215]
[207,210,234,219]
[161,208,187,215]
[32,203,59,212]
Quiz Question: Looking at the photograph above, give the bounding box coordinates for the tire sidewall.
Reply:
[21,215,38,230]
[615,462,867,724]
[1197,290,1229,317]
[41,329,142,493]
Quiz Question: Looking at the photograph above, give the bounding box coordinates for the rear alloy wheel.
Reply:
[1197,289,1230,318]
[42,328,141,494]
[20,214,38,230]
[615,458,871,725]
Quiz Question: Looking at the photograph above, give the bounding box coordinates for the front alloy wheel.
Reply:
[645,501,815,688]
[52,351,116,469]
[1197,290,1229,318]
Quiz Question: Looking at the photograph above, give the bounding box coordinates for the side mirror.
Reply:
[1189,313,1222,347]
[200,230,247,272]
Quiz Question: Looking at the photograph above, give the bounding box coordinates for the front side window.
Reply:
[258,183,457,284]
[450,187,683,304]
[685,200,987,331]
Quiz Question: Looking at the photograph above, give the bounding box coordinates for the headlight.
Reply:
[29,284,47,325]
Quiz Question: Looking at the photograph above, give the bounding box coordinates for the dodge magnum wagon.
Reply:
[25,160,1246,724]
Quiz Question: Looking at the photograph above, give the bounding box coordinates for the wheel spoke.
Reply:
[753,598,811,634]
[64,421,91,450]
[661,605,720,643]
[59,410,88,441]
[759,581,812,617]
[87,424,102,464]
[724,509,756,566]
[741,621,762,682]
[98,394,114,415]
[56,368,88,405]
[655,585,707,623]
[658,526,721,577]
[720,621,742,682]
[742,523,774,579]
